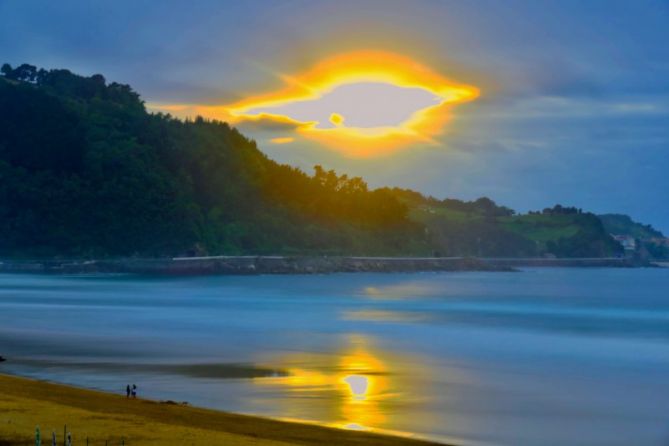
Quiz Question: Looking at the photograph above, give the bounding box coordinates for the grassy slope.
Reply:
[409,198,624,257]
[410,205,594,254]
[501,214,581,244]
[0,374,446,446]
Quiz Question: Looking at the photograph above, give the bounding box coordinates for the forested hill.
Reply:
[599,214,668,259]
[598,214,664,240]
[0,63,622,258]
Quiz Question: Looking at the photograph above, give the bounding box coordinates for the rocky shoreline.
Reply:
[0,255,639,276]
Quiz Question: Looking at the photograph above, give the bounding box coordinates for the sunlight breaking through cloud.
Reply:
[149,51,479,158]
[225,51,479,157]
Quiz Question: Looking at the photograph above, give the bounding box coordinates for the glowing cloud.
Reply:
[269,136,295,144]
[225,51,479,157]
[148,51,479,157]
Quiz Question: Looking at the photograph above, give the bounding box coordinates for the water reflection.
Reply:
[361,282,437,300]
[255,335,416,432]
[337,337,389,429]
[343,375,368,399]
[341,309,430,323]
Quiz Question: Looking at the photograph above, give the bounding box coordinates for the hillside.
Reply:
[599,214,664,239]
[0,63,429,257]
[599,213,668,259]
[388,190,621,258]
[0,63,622,259]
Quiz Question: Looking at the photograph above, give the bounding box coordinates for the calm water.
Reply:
[1,268,669,445]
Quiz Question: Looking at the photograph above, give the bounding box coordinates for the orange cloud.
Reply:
[269,136,295,144]
[226,51,479,157]
[148,51,479,158]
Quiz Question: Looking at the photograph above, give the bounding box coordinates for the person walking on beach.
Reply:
[126,384,131,398]
[131,384,137,398]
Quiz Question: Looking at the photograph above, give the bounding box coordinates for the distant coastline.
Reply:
[0,255,641,276]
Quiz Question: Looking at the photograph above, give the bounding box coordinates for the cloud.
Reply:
[269,137,295,144]
[222,51,479,158]
[234,115,303,133]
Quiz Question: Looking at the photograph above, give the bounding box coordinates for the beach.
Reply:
[0,373,444,446]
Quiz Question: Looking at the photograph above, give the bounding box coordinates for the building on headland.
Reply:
[611,234,637,252]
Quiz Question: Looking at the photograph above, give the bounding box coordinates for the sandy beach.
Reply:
[0,373,446,446]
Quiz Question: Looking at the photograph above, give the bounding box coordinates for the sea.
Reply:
[1,268,668,446]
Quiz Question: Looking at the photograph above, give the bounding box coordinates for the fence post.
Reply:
[63,425,66,446]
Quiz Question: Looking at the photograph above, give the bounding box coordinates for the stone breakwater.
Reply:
[0,256,638,276]
[479,257,638,268]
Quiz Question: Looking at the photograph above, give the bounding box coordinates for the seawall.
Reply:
[479,257,637,268]
[0,256,638,276]
[0,256,507,275]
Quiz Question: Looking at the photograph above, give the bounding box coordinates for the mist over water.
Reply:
[1,268,669,446]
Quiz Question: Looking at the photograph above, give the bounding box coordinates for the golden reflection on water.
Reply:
[362,282,437,300]
[255,335,415,432]
[337,338,389,429]
[341,309,430,323]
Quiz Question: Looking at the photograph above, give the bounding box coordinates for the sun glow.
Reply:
[149,51,480,158]
[225,51,479,157]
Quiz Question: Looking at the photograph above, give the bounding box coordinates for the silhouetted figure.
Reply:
[132,384,137,398]
[0,355,6,362]
[126,384,131,398]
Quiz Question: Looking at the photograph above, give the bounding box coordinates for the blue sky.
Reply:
[2,0,668,231]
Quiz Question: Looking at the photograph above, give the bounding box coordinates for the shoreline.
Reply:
[0,372,448,446]
[0,255,639,276]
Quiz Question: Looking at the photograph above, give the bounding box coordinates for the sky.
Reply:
[1,0,669,231]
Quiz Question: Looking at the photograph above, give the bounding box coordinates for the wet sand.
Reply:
[0,373,447,446]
